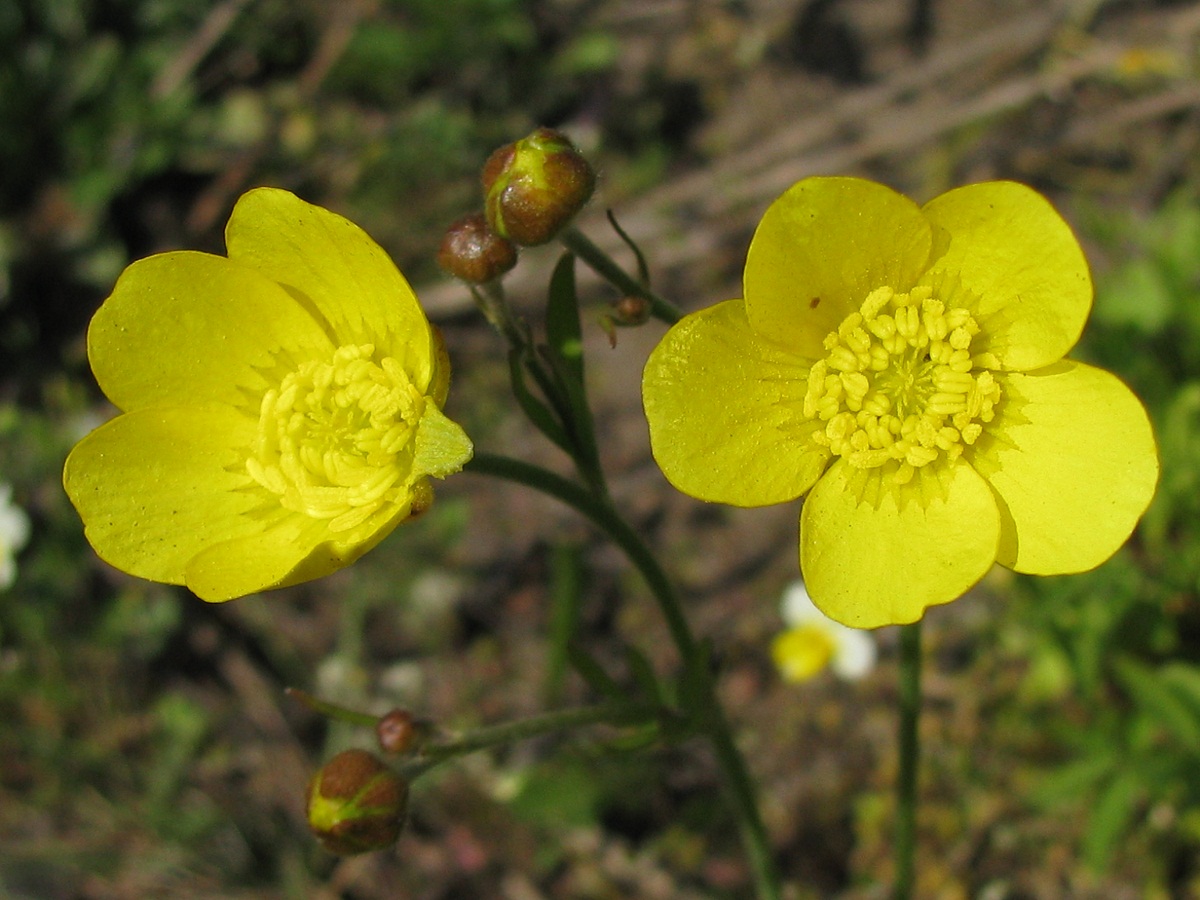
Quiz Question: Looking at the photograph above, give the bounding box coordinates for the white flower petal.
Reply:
[831,629,877,680]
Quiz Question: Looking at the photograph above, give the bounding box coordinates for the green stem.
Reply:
[285,687,379,728]
[895,620,923,900]
[470,280,528,348]
[464,452,780,900]
[465,453,694,656]
[558,226,683,325]
[405,700,657,778]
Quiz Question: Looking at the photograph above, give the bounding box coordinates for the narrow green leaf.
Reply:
[1115,656,1200,748]
[546,252,585,384]
[1159,662,1200,724]
[566,642,624,702]
[1031,750,1116,810]
[606,208,651,286]
[507,346,571,452]
[676,638,716,721]
[625,645,665,707]
[1083,769,1142,871]
[545,541,584,703]
[542,252,602,485]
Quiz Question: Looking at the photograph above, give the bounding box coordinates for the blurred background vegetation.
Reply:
[3,0,1200,897]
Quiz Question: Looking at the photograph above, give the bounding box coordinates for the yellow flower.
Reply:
[642,177,1158,628]
[64,188,473,601]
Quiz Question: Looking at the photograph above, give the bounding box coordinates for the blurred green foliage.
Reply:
[1003,186,1200,884]
[0,0,626,393]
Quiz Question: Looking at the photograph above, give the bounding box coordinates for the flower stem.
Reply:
[285,687,379,727]
[465,453,693,655]
[470,280,528,348]
[405,700,658,778]
[464,451,781,900]
[895,620,923,900]
[558,226,683,325]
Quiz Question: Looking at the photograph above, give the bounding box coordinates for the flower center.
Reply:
[803,285,1001,485]
[771,625,837,683]
[246,344,423,532]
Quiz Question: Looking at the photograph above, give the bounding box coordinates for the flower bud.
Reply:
[482,127,596,246]
[612,295,652,326]
[437,213,518,283]
[376,708,421,755]
[307,749,408,855]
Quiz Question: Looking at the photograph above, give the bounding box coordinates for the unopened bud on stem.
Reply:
[482,127,596,246]
[437,213,518,283]
[612,295,652,326]
[376,708,427,755]
[307,749,408,855]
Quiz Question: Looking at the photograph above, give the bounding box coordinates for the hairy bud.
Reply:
[307,749,408,855]
[437,213,518,283]
[376,708,423,755]
[482,127,596,246]
[612,295,652,326]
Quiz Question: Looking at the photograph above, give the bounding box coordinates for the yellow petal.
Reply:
[225,188,436,390]
[89,251,334,412]
[800,460,1001,628]
[412,401,474,480]
[184,482,430,601]
[921,182,1091,371]
[743,177,932,358]
[63,404,266,585]
[974,361,1159,574]
[183,516,356,601]
[642,298,830,507]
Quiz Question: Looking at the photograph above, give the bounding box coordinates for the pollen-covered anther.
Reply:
[248,343,422,531]
[802,286,1001,483]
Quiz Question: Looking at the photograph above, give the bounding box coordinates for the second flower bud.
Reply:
[482,127,596,246]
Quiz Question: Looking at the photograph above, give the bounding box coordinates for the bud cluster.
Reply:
[437,213,517,284]
[438,127,596,283]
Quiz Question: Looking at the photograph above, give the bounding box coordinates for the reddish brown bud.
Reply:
[306,749,408,855]
[437,213,518,283]
[376,708,419,755]
[482,127,596,246]
[612,295,652,326]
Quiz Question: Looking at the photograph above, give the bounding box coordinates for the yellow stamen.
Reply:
[804,286,1001,484]
[247,344,422,531]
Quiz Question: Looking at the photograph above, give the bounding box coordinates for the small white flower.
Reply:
[771,580,876,682]
[0,484,30,590]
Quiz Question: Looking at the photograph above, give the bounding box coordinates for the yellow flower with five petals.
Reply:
[64,188,473,601]
[642,177,1158,628]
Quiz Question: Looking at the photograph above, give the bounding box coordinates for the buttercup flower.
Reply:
[772,580,876,682]
[643,177,1158,628]
[0,483,30,590]
[64,189,473,601]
